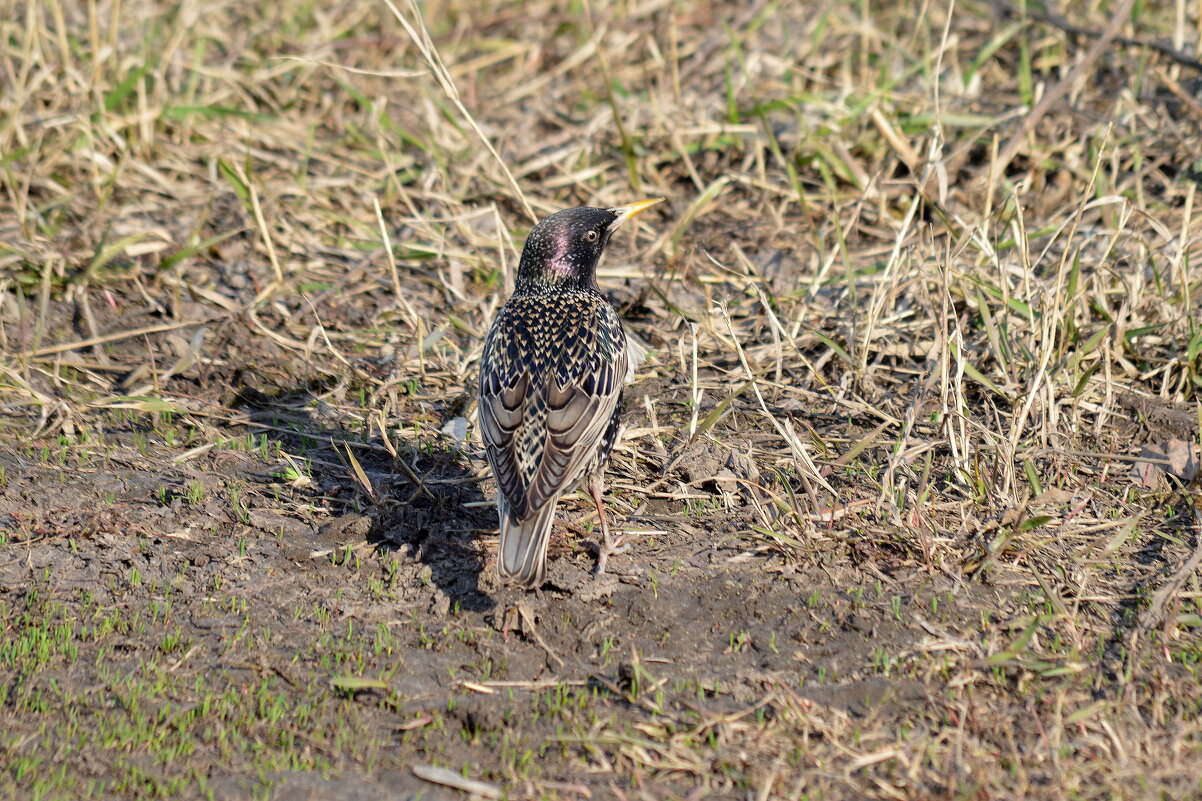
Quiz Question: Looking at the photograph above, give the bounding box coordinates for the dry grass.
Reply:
[2,0,1202,798]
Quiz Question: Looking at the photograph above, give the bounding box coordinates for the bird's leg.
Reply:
[589,473,624,576]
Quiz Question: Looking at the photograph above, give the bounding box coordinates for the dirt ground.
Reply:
[3,0,1202,799]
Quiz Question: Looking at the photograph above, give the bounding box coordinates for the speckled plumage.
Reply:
[479,203,659,588]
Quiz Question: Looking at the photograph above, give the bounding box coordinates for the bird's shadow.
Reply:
[234,391,496,614]
[367,440,496,614]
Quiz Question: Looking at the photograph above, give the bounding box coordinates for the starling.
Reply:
[478,199,663,588]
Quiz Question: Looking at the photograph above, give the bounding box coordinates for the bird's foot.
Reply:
[594,530,628,577]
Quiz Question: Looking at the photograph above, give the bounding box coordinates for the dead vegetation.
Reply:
[2,0,1201,798]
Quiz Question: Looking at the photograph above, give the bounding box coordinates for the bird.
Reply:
[478,199,663,589]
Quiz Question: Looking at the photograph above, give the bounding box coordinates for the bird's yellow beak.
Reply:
[607,198,664,229]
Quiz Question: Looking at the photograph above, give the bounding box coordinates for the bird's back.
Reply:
[478,288,628,585]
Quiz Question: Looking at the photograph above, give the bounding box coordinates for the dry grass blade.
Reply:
[411,765,502,799]
[340,443,377,502]
[18,320,218,360]
[988,0,1137,184]
[379,0,537,223]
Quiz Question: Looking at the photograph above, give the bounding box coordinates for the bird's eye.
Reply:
[584,230,600,243]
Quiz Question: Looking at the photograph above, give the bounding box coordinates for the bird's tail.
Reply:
[497,498,557,589]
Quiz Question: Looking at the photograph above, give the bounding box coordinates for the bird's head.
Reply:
[515,199,663,292]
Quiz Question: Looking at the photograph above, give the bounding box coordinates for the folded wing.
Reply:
[479,297,628,584]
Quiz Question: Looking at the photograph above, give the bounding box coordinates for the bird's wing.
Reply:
[479,296,628,521]
[622,326,645,383]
